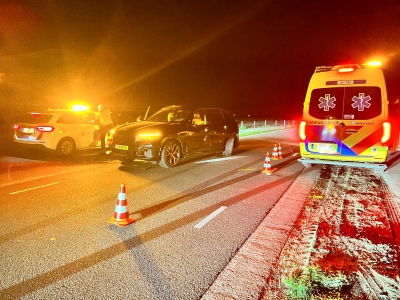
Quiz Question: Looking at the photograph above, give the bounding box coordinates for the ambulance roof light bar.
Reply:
[363,61,382,67]
[315,61,382,73]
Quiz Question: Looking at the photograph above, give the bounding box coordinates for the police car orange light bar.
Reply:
[72,104,89,111]
[36,126,54,132]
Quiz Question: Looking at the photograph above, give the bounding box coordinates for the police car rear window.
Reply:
[309,86,382,120]
[19,113,54,124]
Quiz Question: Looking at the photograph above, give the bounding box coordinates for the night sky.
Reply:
[1,0,400,124]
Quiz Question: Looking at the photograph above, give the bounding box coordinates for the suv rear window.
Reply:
[309,86,382,120]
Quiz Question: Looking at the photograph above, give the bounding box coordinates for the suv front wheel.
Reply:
[159,140,181,168]
[222,136,235,157]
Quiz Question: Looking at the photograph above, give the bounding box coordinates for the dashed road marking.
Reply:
[196,156,246,164]
[194,206,227,229]
[9,182,60,195]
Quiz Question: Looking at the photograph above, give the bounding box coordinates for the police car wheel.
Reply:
[57,137,76,156]
[222,136,234,157]
[159,140,181,168]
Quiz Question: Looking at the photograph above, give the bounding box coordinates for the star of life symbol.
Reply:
[351,93,371,111]
[318,94,336,111]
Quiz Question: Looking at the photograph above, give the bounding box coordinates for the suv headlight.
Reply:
[137,131,161,141]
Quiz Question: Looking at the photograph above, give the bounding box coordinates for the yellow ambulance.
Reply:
[298,61,399,170]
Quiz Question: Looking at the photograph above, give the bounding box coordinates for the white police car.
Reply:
[13,106,107,155]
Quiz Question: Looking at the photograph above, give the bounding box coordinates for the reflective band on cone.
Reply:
[108,183,135,227]
[271,144,279,160]
[278,143,283,159]
[261,153,272,173]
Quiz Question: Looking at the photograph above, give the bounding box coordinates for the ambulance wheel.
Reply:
[302,162,313,168]
[390,136,399,151]
[57,137,76,156]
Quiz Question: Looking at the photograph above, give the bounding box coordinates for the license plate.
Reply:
[115,144,129,150]
[22,128,34,133]
[310,143,336,152]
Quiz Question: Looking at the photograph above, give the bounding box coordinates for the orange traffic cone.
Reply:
[108,183,135,227]
[261,153,272,173]
[271,144,279,160]
[278,143,283,159]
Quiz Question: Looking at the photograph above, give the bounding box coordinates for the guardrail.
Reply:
[237,119,296,129]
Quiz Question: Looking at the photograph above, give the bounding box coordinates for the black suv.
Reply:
[110,105,239,168]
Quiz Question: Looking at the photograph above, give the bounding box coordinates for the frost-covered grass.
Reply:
[283,265,348,300]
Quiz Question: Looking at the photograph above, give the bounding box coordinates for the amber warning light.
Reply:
[365,61,382,67]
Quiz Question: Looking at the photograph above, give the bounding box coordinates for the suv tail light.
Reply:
[36,126,55,132]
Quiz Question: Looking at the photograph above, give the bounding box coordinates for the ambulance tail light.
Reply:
[381,122,391,143]
[36,126,55,132]
[299,121,307,140]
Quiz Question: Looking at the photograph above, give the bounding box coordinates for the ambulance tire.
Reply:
[390,136,399,151]
[57,137,76,156]
[302,162,313,168]
[389,120,399,151]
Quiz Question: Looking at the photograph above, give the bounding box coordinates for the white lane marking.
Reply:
[292,153,298,156]
[194,206,227,229]
[9,182,60,195]
[196,156,246,164]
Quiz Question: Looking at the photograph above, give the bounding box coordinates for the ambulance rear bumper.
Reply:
[298,158,387,172]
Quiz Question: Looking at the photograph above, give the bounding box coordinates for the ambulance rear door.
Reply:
[307,85,384,158]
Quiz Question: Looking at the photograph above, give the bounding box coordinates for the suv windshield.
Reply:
[147,107,191,123]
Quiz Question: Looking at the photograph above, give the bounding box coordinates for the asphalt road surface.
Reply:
[1,128,304,299]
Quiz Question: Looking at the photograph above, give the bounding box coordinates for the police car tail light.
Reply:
[381,122,391,143]
[299,121,307,140]
[31,112,41,118]
[13,124,20,130]
[36,126,54,132]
